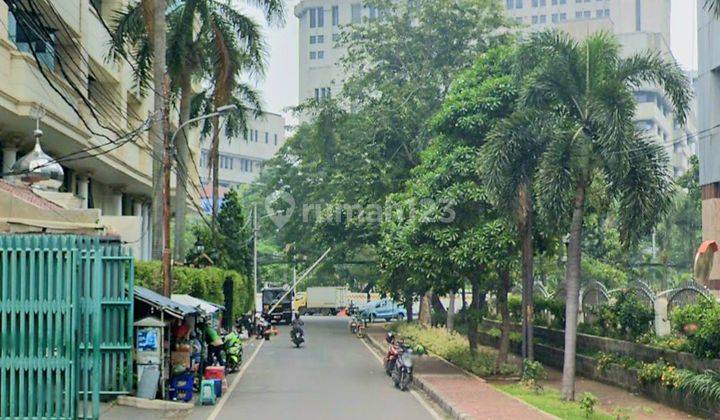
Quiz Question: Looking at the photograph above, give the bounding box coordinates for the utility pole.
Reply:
[151,0,167,262]
[161,95,172,297]
[253,203,258,311]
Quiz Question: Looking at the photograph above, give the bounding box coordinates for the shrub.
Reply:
[535,296,565,329]
[579,392,598,418]
[134,260,253,323]
[638,360,687,389]
[678,369,720,405]
[671,300,720,358]
[521,360,546,392]
[582,290,654,341]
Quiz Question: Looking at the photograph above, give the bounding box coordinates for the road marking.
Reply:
[207,339,265,420]
[359,338,444,420]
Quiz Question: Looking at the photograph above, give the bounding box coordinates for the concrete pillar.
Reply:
[110,189,123,216]
[141,202,151,261]
[654,297,671,337]
[2,144,18,176]
[77,176,89,209]
[133,200,143,217]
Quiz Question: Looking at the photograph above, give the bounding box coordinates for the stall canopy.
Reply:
[171,294,225,315]
[135,286,199,319]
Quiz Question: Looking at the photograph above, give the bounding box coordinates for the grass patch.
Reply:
[390,322,517,376]
[496,383,614,420]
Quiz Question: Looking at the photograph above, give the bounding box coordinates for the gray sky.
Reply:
[249,0,698,121]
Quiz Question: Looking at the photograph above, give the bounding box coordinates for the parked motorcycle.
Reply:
[391,343,414,391]
[223,331,243,373]
[350,317,359,334]
[383,333,400,376]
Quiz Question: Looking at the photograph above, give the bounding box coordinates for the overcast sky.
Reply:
[245,0,698,122]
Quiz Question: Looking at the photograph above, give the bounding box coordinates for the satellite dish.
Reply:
[693,241,718,287]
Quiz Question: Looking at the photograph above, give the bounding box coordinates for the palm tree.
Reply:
[481,111,558,361]
[522,31,691,400]
[707,0,720,16]
[109,0,283,259]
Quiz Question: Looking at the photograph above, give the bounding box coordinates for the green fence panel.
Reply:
[0,235,78,420]
[0,235,134,420]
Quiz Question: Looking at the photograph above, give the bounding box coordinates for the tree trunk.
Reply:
[404,292,413,322]
[173,73,192,262]
[431,292,446,326]
[447,292,455,331]
[150,0,166,260]
[496,268,512,371]
[561,183,586,401]
[519,182,535,361]
[461,283,467,310]
[419,291,431,326]
[211,115,221,235]
[467,278,486,355]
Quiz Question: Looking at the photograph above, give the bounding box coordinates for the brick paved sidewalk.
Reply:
[367,325,554,420]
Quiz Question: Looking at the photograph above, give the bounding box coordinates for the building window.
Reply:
[515,0,523,8]
[265,132,269,144]
[551,0,565,4]
[317,50,325,59]
[552,13,558,22]
[8,12,57,70]
[351,4,361,23]
[315,87,332,100]
[368,5,379,20]
[309,7,324,28]
[332,33,340,42]
[532,15,538,24]
[596,9,609,17]
[255,130,259,142]
[560,12,567,20]
[506,0,514,8]
[310,51,317,59]
[515,17,523,23]
[532,0,537,6]
[274,134,278,145]
[310,35,316,44]
[539,14,546,23]
[332,5,339,26]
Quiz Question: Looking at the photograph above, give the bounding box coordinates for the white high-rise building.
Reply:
[295,1,379,104]
[697,2,720,293]
[199,111,286,200]
[504,0,697,178]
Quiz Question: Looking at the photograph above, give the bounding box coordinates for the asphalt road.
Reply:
[205,317,437,420]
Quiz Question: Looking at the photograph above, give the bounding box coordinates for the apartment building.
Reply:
[697,3,720,292]
[503,0,697,178]
[295,0,381,104]
[0,0,200,259]
[199,111,286,204]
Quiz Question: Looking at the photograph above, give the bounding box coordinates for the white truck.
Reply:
[298,286,349,315]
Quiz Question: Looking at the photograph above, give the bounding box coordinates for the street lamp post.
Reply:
[162,104,237,297]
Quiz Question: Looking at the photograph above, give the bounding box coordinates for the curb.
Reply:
[117,396,193,411]
[365,333,472,420]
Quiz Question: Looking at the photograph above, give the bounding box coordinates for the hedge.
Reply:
[134,261,254,323]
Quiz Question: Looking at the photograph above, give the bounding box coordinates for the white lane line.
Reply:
[359,338,444,420]
[207,339,265,420]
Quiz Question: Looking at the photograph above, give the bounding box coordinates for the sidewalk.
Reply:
[366,325,554,420]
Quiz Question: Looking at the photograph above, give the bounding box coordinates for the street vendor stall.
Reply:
[133,286,200,400]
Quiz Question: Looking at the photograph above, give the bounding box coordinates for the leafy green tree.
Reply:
[523,31,692,400]
[186,188,252,276]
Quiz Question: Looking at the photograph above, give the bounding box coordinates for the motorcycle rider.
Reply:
[291,312,304,342]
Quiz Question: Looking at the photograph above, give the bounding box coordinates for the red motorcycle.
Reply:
[383,332,400,376]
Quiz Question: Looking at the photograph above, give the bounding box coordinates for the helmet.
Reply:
[385,332,395,344]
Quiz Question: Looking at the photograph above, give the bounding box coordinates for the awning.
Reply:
[171,294,225,315]
[134,286,199,319]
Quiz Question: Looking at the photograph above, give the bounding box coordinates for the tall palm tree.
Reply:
[522,31,691,400]
[707,0,720,16]
[481,111,558,361]
[109,0,283,259]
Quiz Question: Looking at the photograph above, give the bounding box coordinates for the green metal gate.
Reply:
[0,235,134,419]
